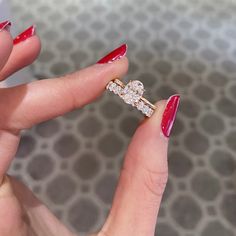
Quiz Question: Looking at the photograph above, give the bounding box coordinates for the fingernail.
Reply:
[13,25,36,45]
[0,20,11,32]
[97,43,127,64]
[161,95,180,138]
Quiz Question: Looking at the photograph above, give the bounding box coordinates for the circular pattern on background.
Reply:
[98,133,123,157]
[171,195,202,229]
[226,130,236,151]
[179,98,200,118]
[184,131,209,154]
[207,71,228,87]
[221,194,236,227]
[16,135,36,158]
[9,0,236,234]
[202,221,234,236]
[47,175,76,204]
[200,113,225,135]
[54,134,79,158]
[155,222,179,236]
[217,98,236,117]
[100,100,123,119]
[73,152,100,179]
[210,149,236,176]
[78,116,103,137]
[169,151,193,177]
[95,174,117,204]
[191,171,220,201]
[119,116,139,137]
[68,198,99,232]
[193,84,214,102]
[153,60,172,75]
[35,120,60,137]
[27,154,54,180]
[172,72,193,87]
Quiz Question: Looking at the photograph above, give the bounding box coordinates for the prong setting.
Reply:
[106,79,156,117]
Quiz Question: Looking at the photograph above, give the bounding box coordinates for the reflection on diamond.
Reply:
[142,105,149,114]
[110,83,116,91]
[113,86,122,95]
[137,101,144,110]
[141,105,154,117]
[106,80,154,117]
[121,80,144,105]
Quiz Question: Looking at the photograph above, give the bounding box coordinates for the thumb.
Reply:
[100,95,180,236]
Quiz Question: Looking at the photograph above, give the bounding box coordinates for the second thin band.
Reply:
[106,78,157,117]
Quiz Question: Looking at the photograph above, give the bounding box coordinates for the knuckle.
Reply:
[59,76,81,111]
[142,168,168,197]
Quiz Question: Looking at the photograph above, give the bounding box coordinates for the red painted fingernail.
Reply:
[0,20,11,32]
[161,95,180,138]
[13,25,36,45]
[97,44,127,64]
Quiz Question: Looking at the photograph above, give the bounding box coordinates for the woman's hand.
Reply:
[0,22,179,236]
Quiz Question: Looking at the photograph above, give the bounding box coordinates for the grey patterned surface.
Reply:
[8,0,236,235]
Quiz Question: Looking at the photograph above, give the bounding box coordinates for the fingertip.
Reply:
[93,56,129,78]
[0,30,13,71]
[106,56,129,80]
[140,95,180,140]
[77,56,129,90]
[20,35,41,64]
[0,35,41,79]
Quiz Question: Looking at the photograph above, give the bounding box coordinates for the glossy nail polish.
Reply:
[97,44,127,64]
[161,95,180,138]
[13,25,36,45]
[0,20,11,32]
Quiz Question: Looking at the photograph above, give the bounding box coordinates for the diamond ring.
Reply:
[106,79,157,117]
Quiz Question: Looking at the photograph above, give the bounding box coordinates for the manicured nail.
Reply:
[161,95,180,138]
[13,25,36,45]
[97,44,127,64]
[0,20,11,32]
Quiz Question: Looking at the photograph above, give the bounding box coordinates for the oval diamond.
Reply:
[121,80,144,105]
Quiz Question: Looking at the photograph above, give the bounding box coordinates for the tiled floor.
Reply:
[7,0,236,235]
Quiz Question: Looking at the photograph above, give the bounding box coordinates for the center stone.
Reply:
[121,80,144,105]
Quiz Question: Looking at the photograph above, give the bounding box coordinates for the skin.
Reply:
[0,28,169,236]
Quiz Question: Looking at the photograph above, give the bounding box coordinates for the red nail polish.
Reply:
[161,95,180,138]
[0,20,11,32]
[97,44,127,64]
[13,25,36,45]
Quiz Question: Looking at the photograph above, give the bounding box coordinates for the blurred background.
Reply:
[2,0,236,235]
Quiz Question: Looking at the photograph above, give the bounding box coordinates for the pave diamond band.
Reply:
[106,78,157,117]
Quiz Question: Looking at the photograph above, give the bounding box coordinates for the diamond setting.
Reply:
[120,80,144,106]
[106,81,122,95]
[106,79,155,117]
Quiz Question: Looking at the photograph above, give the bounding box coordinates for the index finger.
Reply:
[0,55,128,131]
[0,21,13,72]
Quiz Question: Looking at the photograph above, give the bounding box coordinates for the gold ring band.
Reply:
[106,78,157,117]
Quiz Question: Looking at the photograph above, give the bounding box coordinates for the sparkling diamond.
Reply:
[142,105,149,114]
[121,80,144,105]
[109,82,117,91]
[141,105,153,117]
[146,108,154,117]
[113,85,122,94]
[137,101,145,110]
